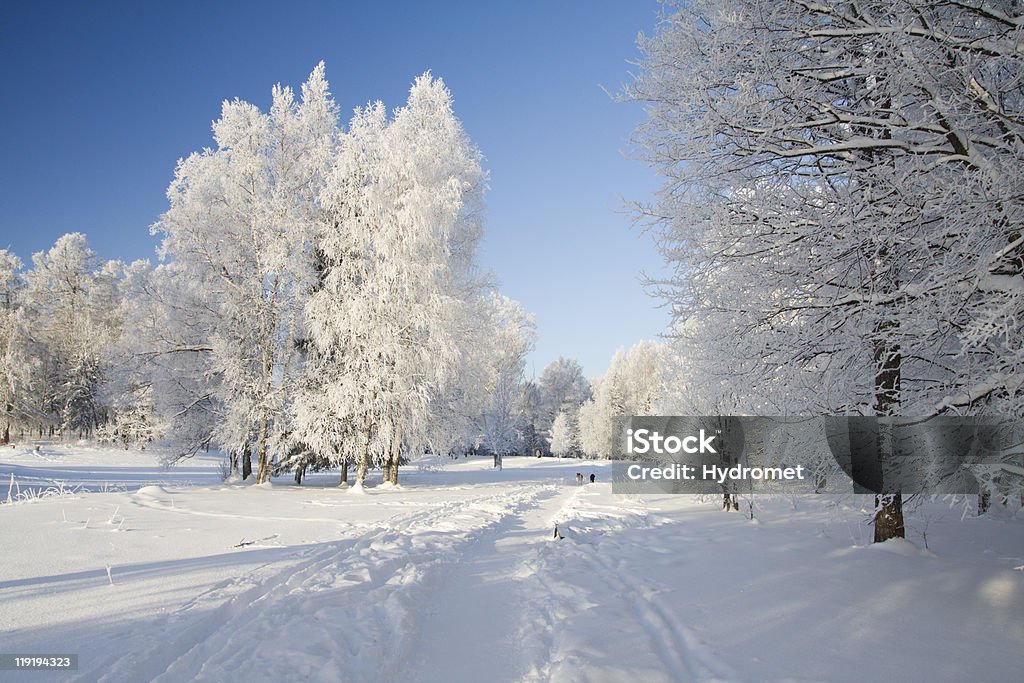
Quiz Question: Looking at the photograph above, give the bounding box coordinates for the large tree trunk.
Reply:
[718,417,741,512]
[872,324,905,542]
[339,459,348,486]
[255,418,270,484]
[389,443,401,486]
[294,464,305,485]
[874,493,905,542]
[356,453,369,486]
[242,441,252,481]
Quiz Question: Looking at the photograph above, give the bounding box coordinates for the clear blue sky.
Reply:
[0,0,668,378]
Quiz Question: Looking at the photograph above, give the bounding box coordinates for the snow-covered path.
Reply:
[90,482,566,683]
[393,485,574,683]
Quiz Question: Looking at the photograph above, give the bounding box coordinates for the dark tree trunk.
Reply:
[294,464,305,485]
[874,493,905,542]
[978,490,990,515]
[339,459,348,486]
[390,451,400,486]
[242,442,252,481]
[872,324,905,542]
[387,437,402,486]
[255,418,270,484]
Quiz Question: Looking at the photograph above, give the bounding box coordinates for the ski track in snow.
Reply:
[390,484,574,683]
[578,545,739,683]
[77,482,558,683]
[517,487,741,683]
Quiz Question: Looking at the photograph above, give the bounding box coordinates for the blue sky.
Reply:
[0,0,668,378]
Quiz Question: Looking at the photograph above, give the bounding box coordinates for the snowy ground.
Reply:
[1,444,1023,682]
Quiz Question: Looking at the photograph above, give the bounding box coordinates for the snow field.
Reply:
[2,446,1023,682]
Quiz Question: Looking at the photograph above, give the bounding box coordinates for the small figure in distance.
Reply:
[589,473,595,484]
[576,472,584,485]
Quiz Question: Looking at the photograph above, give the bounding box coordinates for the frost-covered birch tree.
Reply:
[21,234,122,438]
[0,250,31,442]
[550,409,580,457]
[478,294,535,457]
[295,73,487,488]
[578,341,669,458]
[629,0,1024,540]
[537,358,591,437]
[154,64,337,482]
[289,100,388,486]
[110,260,218,456]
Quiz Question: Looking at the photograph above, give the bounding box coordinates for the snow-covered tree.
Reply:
[519,379,546,456]
[295,72,488,487]
[537,357,591,438]
[289,99,386,485]
[478,294,535,457]
[578,341,669,458]
[0,250,31,442]
[549,409,579,457]
[628,0,1024,539]
[154,63,336,482]
[100,260,202,454]
[21,234,122,437]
